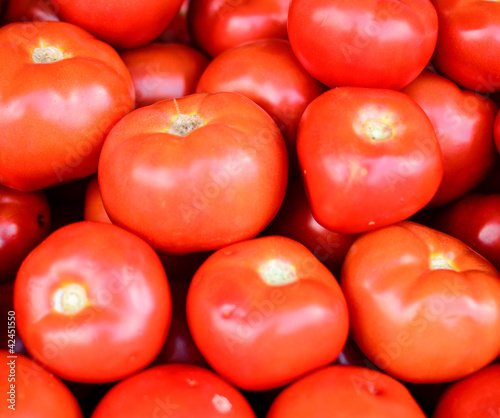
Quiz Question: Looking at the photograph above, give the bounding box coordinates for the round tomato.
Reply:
[433,363,500,418]
[196,39,325,172]
[401,69,498,207]
[187,0,289,57]
[186,235,349,391]
[267,365,426,417]
[432,193,500,271]
[432,0,500,93]
[1,350,83,417]
[14,221,172,383]
[341,221,500,383]
[297,87,443,234]
[0,21,135,192]
[288,0,438,89]
[91,363,256,417]
[98,92,288,255]
[0,185,51,283]
[50,0,184,50]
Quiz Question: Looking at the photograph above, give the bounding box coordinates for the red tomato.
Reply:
[297,87,443,234]
[263,177,358,277]
[14,221,172,383]
[120,42,209,108]
[186,235,349,391]
[267,365,426,417]
[1,350,83,417]
[50,0,184,50]
[494,107,500,155]
[83,175,111,224]
[0,21,135,192]
[196,39,326,172]
[432,0,500,93]
[401,69,499,207]
[433,363,500,417]
[288,0,438,89]
[3,0,59,22]
[341,221,500,383]
[187,0,289,57]
[98,92,288,255]
[432,193,500,271]
[157,0,192,45]
[0,185,51,283]
[91,363,256,417]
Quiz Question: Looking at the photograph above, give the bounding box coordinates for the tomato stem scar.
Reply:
[53,283,89,315]
[259,259,298,286]
[166,98,205,136]
[32,41,64,64]
[363,120,394,141]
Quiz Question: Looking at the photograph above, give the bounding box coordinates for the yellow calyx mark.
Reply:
[430,255,456,271]
[353,104,400,143]
[259,259,298,286]
[363,120,394,142]
[166,98,205,136]
[52,283,89,315]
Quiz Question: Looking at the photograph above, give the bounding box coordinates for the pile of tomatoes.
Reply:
[1,0,500,416]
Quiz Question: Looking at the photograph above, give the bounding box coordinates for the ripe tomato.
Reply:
[401,69,498,207]
[263,177,358,277]
[98,92,288,255]
[3,0,59,22]
[297,87,443,234]
[433,363,500,417]
[83,175,111,224]
[267,365,426,417]
[50,0,184,50]
[186,235,349,391]
[288,0,438,89]
[1,350,83,417]
[432,193,500,271]
[341,221,500,383]
[432,0,500,93]
[0,21,135,192]
[120,42,209,108]
[0,185,51,283]
[157,0,192,45]
[14,221,172,383]
[196,39,326,172]
[187,0,289,57]
[91,363,256,417]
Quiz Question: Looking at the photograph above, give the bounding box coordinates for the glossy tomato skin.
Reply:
[297,87,443,234]
[401,69,498,207]
[187,0,289,57]
[14,221,172,383]
[50,0,184,50]
[288,0,438,89]
[186,235,349,391]
[267,365,426,418]
[99,92,288,255]
[0,185,51,283]
[432,0,500,93]
[91,363,256,418]
[0,21,135,192]
[121,42,209,108]
[196,39,326,172]
[83,175,111,224]
[341,221,500,383]
[263,177,358,277]
[433,363,500,418]
[3,0,59,23]
[1,350,83,417]
[432,193,500,271]
[157,0,192,45]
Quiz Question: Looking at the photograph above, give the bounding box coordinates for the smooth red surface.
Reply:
[91,364,256,417]
[288,0,438,89]
[187,235,349,391]
[99,92,288,255]
[0,21,135,191]
[401,69,498,206]
[297,87,443,233]
[341,221,500,383]
[14,221,172,383]
[267,365,426,417]
[121,42,209,108]
[0,185,51,283]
